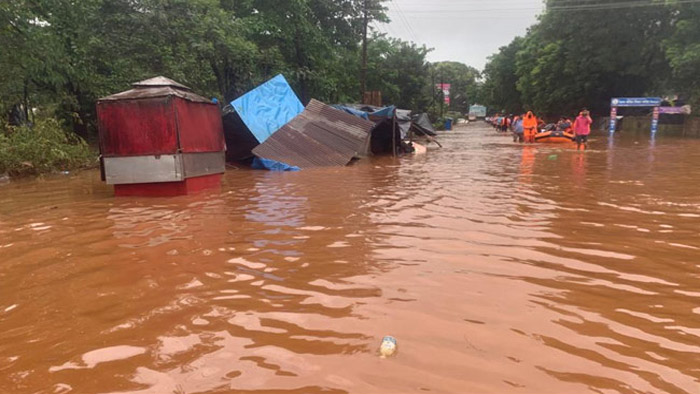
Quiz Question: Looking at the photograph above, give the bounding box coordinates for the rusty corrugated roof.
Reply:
[251,99,375,168]
[132,76,192,90]
[98,77,211,103]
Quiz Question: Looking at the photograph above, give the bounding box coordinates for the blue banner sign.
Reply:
[611,97,662,107]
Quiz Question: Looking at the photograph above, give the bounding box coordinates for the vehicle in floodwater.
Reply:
[468,104,487,121]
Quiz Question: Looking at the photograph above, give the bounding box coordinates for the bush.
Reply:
[0,118,97,177]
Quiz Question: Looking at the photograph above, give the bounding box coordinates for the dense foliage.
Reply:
[481,0,700,117]
[0,119,95,176]
[0,0,482,143]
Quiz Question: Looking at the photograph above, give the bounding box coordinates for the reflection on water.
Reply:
[1,123,700,393]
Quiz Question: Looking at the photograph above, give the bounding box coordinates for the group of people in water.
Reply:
[488,110,593,150]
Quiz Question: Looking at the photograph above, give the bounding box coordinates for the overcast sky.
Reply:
[374,0,545,71]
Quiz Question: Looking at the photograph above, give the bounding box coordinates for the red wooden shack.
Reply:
[97,77,226,197]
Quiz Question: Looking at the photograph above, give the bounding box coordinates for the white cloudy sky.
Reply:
[374,0,545,70]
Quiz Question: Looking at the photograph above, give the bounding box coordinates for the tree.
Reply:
[365,34,432,111]
[665,2,700,107]
[481,37,525,114]
[0,0,452,138]
[430,61,481,114]
[482,0,676,118]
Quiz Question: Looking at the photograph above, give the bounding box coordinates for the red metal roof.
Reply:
[252,99,375,168]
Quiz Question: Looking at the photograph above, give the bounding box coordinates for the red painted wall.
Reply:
[114,174,222,197]
[174,99,225,153]
[97,98,178,156]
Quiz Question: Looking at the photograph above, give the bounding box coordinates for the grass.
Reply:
[0,118,97,177]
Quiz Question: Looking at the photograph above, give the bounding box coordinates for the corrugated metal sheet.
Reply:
[99,86,212,103]
[133,76,191,90]
[99,77,210,103]
[252,99,375,168]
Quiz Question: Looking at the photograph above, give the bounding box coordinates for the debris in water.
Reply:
[379,336,397,358]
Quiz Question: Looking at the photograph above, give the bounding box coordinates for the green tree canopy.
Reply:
[430,61,481,114]
[480,0,696,118]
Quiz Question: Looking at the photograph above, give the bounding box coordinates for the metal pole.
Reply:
[392,111,397,157]
[440,72,444,119]
[609,106,617,133]
[360,0,368,102]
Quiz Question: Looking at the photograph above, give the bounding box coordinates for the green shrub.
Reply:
[0,118,97,177]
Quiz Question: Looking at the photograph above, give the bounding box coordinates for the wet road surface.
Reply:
[1,123,699,393]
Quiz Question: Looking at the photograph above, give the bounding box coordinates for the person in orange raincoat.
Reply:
[522,111,538,143]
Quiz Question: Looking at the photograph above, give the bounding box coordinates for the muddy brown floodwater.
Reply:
[1,123,700,394]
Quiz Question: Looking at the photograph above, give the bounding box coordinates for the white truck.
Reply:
[468,105,487,121]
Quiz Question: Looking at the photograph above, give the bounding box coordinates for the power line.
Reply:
[396,0,700,13]
[390,0,420,43]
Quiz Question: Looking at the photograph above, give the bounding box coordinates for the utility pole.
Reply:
[360,0,369,102]
[440,70,445,119]
[431,69,436,108]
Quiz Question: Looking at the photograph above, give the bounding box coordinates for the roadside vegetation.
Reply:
[480,0,700,117]
[1,0,480,176]
[3,1,698,177]
[0,119,95,177]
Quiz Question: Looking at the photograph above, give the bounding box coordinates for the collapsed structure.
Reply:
[252,99,375,168]
[95,74,442,196]
[222,74,441,169]
[222,75,304,163]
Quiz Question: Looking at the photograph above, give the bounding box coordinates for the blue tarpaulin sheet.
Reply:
[251,157,300,172]
[332,104,395,120]
[231,75,304,143]
[371,106,396,118]
[331,105,370,120]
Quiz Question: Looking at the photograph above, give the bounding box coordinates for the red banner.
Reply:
[436,83,451,104]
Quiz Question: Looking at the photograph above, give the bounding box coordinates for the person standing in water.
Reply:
[573,109,593,150]
[522,111,538,143]
[512,114,524,143]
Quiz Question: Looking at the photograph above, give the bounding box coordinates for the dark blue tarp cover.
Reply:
[371,106,396,118]
[251,157,300,172]
[231,75,304,143]
[332,104,396,119]
[331,105,370,120]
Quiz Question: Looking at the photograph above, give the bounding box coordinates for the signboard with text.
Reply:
[436,83,451,104]
[610,97,663,133]
[611,97,662,107]
[658,106,692,115]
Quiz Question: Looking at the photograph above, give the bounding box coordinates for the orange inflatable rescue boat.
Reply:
[535,129,574,143]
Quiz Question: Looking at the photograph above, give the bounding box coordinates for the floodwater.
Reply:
[1,123,700,394]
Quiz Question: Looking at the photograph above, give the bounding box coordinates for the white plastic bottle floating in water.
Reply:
[379,336,397,358]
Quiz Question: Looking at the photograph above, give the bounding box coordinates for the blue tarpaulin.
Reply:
[251,157,300,172]
[231,75,304,143]
[371,106,396,118]
[332,104,396,120]
[331,105,370,120]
